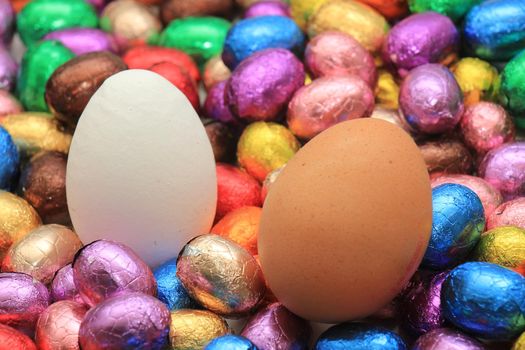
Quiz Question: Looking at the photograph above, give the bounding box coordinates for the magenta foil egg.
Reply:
[0,273,50,332]
[287,75,374,140]
[0,46,17,91]
[204,80,236,124]
[226,48,304,122]
[72,240,156,307]
[43,28,118,55]
[487,197,525,230]
[383,12,458,77]
[400,64,464,135]
[0,0,14,44]
[241,302,311,350]
[0,90,23,120]
[304,31,377,87]
[479,142,525,200]
[460,102,515,155]
[412,328,485,350]
[244,1,290,18]
[51,264,83,303]
[79,292,170,350]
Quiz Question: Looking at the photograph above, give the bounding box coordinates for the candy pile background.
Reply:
[1,0,525,349]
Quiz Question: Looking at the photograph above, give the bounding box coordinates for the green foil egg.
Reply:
[501,50,525,129]
[17,41,74,112]
[157,16,231,66]
[408,0,482,22]
[17,0,98,46]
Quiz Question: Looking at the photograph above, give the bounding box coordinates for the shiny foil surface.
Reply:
[43,28,118,55]
[423,184,485,269]
[226,48,305,122]
[376,70,400,109]
[287,76,374,140]
[203,56,231,91]
[211,206,261,256]
[400,64,464,135]
[0,90,23,120]
[0,47,17,91]
[0,127,19,191]
[0,324,37,350]
[177,234,266,317]
[161,0,233,24]
[418,139,473,175]
[370,107,411,133]
[169,309,230,350]
[79,292,170,350]
[452,57,500,106]
[290,0,326,30]
[241,302,311,350]
[315,323,407,350]
[305,31,376,87]
[153,258,196,311]
[222,16,304,70]
[383,12,458,77]
[412,327,485,350]
[515,332,525,350]
[0,272,50,331]
[487,197,525,230]
[479,142,525,200]
[473,226,525,274]
[204,81,236,124]
[408,0,480,22]
[0,0,14,44]
[72,239,156,306]
[35,300,87,350]
[501,50,525,129]
[237,122,300,182]
[2,224,82,284]
[358,0,408,19]
[261,166,284,203]
[204,120,236,163]
[50,264,83,303]
[244,1,290,18]
[205,334,258,350]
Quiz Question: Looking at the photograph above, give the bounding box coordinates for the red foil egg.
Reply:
[0,324,37,350]
[487,197,525,230]
[418,139,473,175]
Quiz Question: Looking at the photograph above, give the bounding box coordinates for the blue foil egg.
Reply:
[422,184,485,269]
[315,323,407,350]
[153,258,196,310]
[464,0,525,61]
[205,335,258,350]
[222,16,305,70]
[0,126,19,190]
[441,262,525,340]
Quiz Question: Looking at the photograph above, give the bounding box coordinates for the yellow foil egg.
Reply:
[451,57,500,106]
[169,309,230,350]
[237,122,300,182]
[2,224,83,284]
[375,70,400,109]
[307,0,389,52]
[290,0,327,30]
[1,112,72,159]
[0,191,41,260]
[514,332,525,350]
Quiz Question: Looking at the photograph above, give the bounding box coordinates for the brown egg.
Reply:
[161,0,233,24]
[259,118,432,323]
[418,138,474,175]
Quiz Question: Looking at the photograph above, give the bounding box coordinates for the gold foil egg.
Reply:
[376,70,400,109]
[290,0,327,30]
[177,234,266,317]
[514,332,525,350]
[452,57,500,106]
[203,56,231,91]
[307,0,389,52]
[237,122,300,182]
[2,224,83,284]
[0,191,41,260]
[169,309,230,350]
[0,112,72,159]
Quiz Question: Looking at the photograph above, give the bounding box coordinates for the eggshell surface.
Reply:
[66,69,217,267]
[259,118,432,323]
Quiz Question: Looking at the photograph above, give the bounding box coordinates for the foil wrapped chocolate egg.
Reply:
[431,174,503,220]
[203,56,231,91]
[376,70,400,109]
[79,292,170,350]
[35,300,87,350]
[0,91,23,120]
[17,151,69,225]
[43,28,118,55]
[370,107,411,133]
[307,0,389,52]
[46,51,127,127]
[452,57,500,106]
[501,50,525,128]
[0,112,72,159]
[487,198,525,230]
[153,258,196,311]
[418,139,474,175]
[0,127,19,191]
[204,120,236,163]
[222,16,304,70]
[50,264,83,303]
[226,48,305,122]
[169,309,230,350]
[315,323,407,350]
[160,0,233,24]
[287,75,374,140]
[515,332,525,350]
[0,47,17,91]
[237,122,300,182]
[479,142,525,200]
[244,1,290,18]
[0,272,50,332]
[177,234,266,317]
[205,334,258,350]
[423,184,485,269]
[441,262,525,340]
[241,302,311,350]
[408,0,480,22]
[358,0,408,19]
[412,328,485,350]
[73,240,157,306]
[0,324,37,350]
[473,226,525,274]
[290,0,327,30]
[383,12,458,77]
[304,31,376,87]
[2,224,82,284]
[204,81,235,124]
[399,64,464,135]
[0,0,14,44]
[261,166,284,203]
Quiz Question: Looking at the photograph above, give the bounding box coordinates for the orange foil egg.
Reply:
[0,324,37,349]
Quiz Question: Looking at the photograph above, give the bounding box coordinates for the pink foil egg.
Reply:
[244,1,290,18]
[0,46,17,91]
[413,328,485,350]
[305,31,377,87]
[72,240,156,307]
[487,197,525,230]
[0,90,23,121]
[419,139,473,175]
[35,300,87,350]
[287,75,374,140]
[0,324,37,350]
[50,264,83,304]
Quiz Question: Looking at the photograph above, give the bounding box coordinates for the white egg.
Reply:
[66,69,217,267]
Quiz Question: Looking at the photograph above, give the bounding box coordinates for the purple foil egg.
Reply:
[244,1,291,18]
[51,264,84,304]
[79,292,170,350]
[0,46,17,91]
[43,28,118,55]
[479,142,525,200]
[204,80,236,124]
[72,240,157,307]
[0,90,23,120]
[383,12,458,77]
[241,302,311,350]
[400,64,464,135]
[226,48,305,122]
[0,0,14,45]
[0,273,50,332]
[412,328,485,350]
